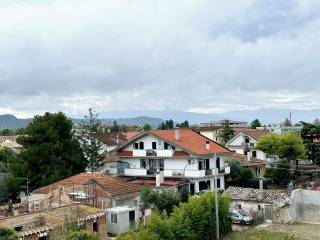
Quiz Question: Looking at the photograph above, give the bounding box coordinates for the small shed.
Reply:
[106,206,140,235]
[225,186,290,223]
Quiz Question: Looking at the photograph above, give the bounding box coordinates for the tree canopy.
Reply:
[227,161,260,188]
[251,119,262,129]
[219,120,235,145]
[0,227,19,240]
[142,123,152,131]
[10,112,86,189]
[66,230,102,240]
[158,119,174,130]
[119,192,231,240]
[301,121,320,164]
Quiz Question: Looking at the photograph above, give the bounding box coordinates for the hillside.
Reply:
[0,114,31,129]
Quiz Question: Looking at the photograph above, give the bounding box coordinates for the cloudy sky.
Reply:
[0,0,320,118]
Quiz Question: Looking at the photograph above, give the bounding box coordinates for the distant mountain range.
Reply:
[1,108,320,129]
[0,114,32,129]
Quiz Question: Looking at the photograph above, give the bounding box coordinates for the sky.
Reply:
[0,0,320,118]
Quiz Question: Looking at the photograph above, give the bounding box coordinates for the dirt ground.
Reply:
[260,223,320,240]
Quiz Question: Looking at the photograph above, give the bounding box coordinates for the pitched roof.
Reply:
[224,152,266,167]
[147,129,229,155]
[92,132,128,146]
[32,173,140,197]
[122,131,141,140]
[226,186,289,207]
[235,128,269,140]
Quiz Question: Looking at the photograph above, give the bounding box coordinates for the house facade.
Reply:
[226,129,273,165]
[194,126,224,145]
[113,128,230,194]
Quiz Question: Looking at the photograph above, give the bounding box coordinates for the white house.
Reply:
[112,128,231,194]
[226,129,273,164]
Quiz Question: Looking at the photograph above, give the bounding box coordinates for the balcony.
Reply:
[132,149,174,157]
[122,168,226,178]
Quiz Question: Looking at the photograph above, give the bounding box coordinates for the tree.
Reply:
[0,227,19,240]
[301,121,320,164]
[0,147,17,173]
[267,160,291,187]
[176,120,189,128]
[145,192,232,240]
[158,119,174,130]
[283,118,292,127]
[228,161,259,188]
[0,129,14,136]
[142,123,152,131]
[313,118,320,126]
[10,112,86,189]
[66,230,102,240]
[77,108,105,172]
[251,119,262,129]
[219,120,235,145]
[256,132,304,178]
[117,229,158,240]
[110,120,120,132]
[140,185,182,214]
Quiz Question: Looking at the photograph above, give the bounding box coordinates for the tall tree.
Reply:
[142,123,152,131]
[219,120,235,145]
[251,119,262,129]
[77,108,105,172]
[301,121,320,164]
[10,112,86,189]
[111,120,120,132]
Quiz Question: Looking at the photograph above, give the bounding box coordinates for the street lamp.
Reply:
[214,153,220,240]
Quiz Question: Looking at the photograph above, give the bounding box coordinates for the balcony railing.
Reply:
[132,149,174,157]
[122,168,228,178]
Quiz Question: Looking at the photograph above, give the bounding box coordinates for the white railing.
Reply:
[184,170,206,178]
[124,168,147,176]
[132,150,146,157]
[132,149,174,157]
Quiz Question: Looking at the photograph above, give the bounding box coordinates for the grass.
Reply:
[224,230,296,240]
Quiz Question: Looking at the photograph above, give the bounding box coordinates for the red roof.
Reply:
[32,173,140,196]
[148,129,229,155]
[235,128,268,140]
[172,151,189,157]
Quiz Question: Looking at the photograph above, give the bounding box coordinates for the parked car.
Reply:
[229,209,253,225]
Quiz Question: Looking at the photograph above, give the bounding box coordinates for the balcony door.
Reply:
[146,159,164,174]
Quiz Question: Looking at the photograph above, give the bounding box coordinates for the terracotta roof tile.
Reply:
[148,129,230,155]
[172,151,189,157]
[235,128,269,140]
[224,152,266,167]
[32,173,140,196]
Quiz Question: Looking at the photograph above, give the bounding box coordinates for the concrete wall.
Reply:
[290,189,320,222]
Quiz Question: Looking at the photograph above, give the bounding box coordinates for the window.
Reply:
[139,142,144,149]
[252,151,257,158]
[238,204,241,209]
[245,138,250,143]
[217,178,221,188]
[129,210,135,222]
[111,213,117,224]
[164,142,169,149]
[198,160,204,170]
[134,143,139,149]
[256,167,261,177]
[258,205,261,210]
[152,142,157,149]
[216,157,220,170]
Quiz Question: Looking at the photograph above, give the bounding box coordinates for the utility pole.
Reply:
[214,153,220,240]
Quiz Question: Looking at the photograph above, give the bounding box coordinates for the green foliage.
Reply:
[140,185,183,214]
[301,121,320,164]
[219,120,235,145]
[117,228,158,240]
[0,128,14,136]
[10,112,86,189]
[228,161,260,188]
[0,147,17,173]
[267,160,291,187]
[176,120,189,128]
[110,120,120,132]
[142,123,152,131]
[147,192,231,240]
[251,119,262,129]
[0,174,21,204]
[0,227,19,240]
[256,133,305,160]
[77,108,105,172]
[66,230,102,240]
[224,230,296,240]
[158,119,174,130]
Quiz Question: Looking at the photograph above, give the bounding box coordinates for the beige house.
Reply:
[195,126,224,144]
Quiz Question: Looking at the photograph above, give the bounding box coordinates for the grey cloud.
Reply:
[0,0,320,116]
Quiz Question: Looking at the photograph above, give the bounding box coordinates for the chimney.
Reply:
[259,177,263,190]
[156,170,161,188]
[175,127,180,141]
[205,140,210,150]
